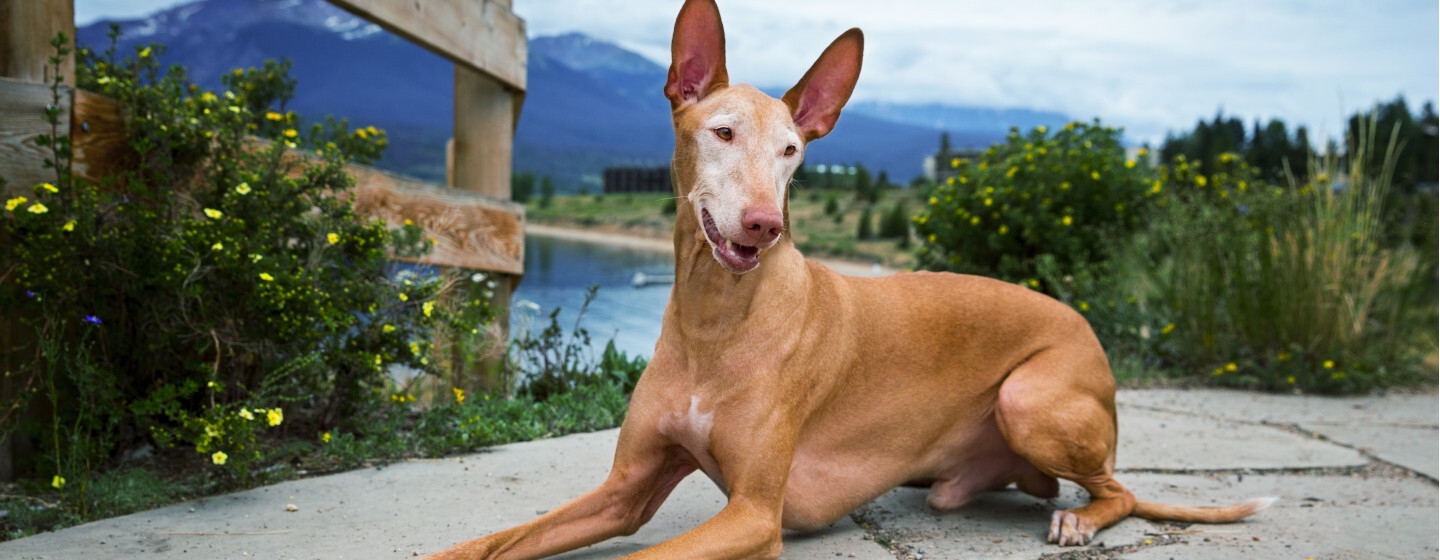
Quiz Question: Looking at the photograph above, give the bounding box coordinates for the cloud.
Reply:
[517,0,1439,143]
[75,0,193,25]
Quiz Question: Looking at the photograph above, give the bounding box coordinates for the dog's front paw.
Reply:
[1047,510,1096,546]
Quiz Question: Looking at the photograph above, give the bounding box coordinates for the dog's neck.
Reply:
[667,195,808,342]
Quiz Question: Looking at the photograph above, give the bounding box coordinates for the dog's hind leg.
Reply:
[993,345,1136,546]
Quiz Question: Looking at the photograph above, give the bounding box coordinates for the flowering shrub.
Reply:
[912,121,1152,298]
[0,29,492,487]
[1132,145,1432,393]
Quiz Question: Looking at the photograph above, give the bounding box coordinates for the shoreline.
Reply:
[525,223,896,277]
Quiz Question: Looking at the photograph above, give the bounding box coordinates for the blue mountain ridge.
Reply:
[77,0,1069,190]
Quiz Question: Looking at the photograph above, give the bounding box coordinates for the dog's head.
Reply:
[665,0,863,275]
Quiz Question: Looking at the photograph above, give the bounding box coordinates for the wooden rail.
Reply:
[326,0,526,93]
[0,78,525,275]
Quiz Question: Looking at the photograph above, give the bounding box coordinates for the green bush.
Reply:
[1119,124,1434,392]
[912,121,1152,297]
[0,30,490,490]
[856,206,874,240]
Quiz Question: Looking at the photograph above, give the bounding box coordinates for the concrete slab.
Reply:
[1117,389,1438,428]
[1119,389,1439,479]
[862,473,1437,560]
[0,429,891,560]
[1117,406,1369,470]
[1118,473,1439,560]
[1292,424,1439,480]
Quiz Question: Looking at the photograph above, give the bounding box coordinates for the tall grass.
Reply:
[1137,119,1435,392]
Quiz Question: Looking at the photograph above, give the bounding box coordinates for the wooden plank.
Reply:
[348,163,525,275]
[0,0,75,86]
[0,77,68,195]
[325,0,527,92]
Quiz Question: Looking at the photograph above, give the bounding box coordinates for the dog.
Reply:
[429,1,1274,557]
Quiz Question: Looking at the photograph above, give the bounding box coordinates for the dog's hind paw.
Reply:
[1047,510,1096,546]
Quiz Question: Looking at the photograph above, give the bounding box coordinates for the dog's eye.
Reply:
[715,127,732,141]
[784,145,796,156]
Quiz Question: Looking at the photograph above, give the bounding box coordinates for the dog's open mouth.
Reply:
[701,208,760,273]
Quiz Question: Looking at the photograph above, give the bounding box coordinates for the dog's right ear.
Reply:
[665,0,728,110]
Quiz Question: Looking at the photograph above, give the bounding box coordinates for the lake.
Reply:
[510,233,674,359]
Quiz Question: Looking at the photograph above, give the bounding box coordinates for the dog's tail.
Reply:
[1132,496,1278,524]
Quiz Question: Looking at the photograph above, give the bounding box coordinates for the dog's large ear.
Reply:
[783,29,864,142]
[665,0,728,110]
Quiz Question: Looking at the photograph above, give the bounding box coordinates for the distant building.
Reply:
[603,166,672,194]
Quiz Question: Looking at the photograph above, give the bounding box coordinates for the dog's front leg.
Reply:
[427,423,696,560]
[620,417,799,560]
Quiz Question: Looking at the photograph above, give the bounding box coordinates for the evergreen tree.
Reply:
[511,171,536,203]
[539,175,556,208]
[857,206,874,240]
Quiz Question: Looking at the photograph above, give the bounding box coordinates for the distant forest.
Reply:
[1159,96,1438,188]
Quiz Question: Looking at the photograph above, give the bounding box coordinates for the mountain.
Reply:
[78,0,1069,191]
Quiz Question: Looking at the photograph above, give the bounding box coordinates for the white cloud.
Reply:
[516,0,1439,143]
[75,0,196,25]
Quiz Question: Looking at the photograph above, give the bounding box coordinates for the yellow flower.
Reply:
[399,292,409,302]
[37,182,58,193]
[1007,167,1018,178]
[355,128,369,139]
[266,408,283,427]
[1036,125,1047,134]
[1027,279,1039,288]
[410,341,421,356]
[283,128,298,138]
[239,408,254,420]
[212,242,223,250]
[1062,216,1073,226]
[927,234,937,243]
[969,216,980,226]
[259,272,274,282]
[1277,351,1291,362]
[997,224,1009,235]
[423,301,435,317]
[1137,147,1149,157]
[1323,360,1334,369]
[1059,181,1071,191]
[403,218,414,226]
[1125,160,1136,169]
[1078,301,1090,311]
[1161,322,1175,335]
[1331,371,1346,380]
[1225,362,1237,372]
[950,157,961,169]
[453,387,466,404]
[1286,376,1296,384]
[266,111,283,121]
[212,451,228,465]
[204,208,223,219]
[63,220,75,231]
[1090,171,1100,181]
[928,197,938,205]
[322,432,331,443]
[1195,175,1208,187]
[1212,368,1224,376]
[27,202,48,214]
[1151,180,1162,194]
[52,475,66,489]
[201,92,216,102]
[946,177,955,186]
[327,232,339,245]
[983,197,993,207]
[382,324,396,333]
[235,182,251,195]
[140,47,152,58]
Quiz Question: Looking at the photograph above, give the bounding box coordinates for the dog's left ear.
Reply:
[783,28,864,142]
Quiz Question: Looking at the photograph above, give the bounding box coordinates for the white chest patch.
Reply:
[658,395,724,490]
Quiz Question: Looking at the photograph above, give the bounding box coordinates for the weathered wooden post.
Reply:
[0,0,76,482]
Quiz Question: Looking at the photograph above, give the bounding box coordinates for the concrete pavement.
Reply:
[3,388,1436,559]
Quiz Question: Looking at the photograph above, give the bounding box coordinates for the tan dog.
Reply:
[431,1,1274,557]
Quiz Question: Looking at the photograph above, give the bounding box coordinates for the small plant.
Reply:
[856,205,874,240]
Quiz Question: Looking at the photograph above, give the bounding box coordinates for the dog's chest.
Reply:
[658,395,726,490]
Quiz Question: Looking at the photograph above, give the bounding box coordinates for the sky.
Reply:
[77,0,1439,145]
